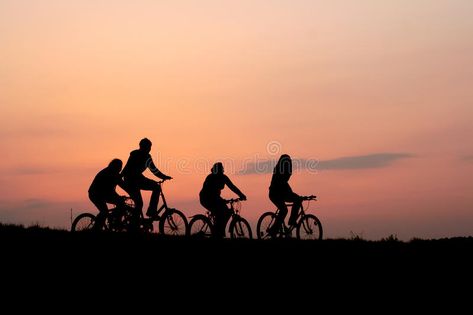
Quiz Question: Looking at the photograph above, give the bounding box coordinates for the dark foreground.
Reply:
[1,223,472,307]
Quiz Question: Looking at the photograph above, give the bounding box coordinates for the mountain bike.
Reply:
[256,195,323,240]
[71,179,188,236]
[188,198,252,239]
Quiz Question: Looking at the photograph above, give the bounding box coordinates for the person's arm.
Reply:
[225,176,247,200]
[117,176,127,192]
[146,157,172,180]
[286,183,300,199]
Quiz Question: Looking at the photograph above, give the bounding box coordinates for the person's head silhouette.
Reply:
[211,162,224,175]
[139,138,152,153]
[108,158,123,173]
[275,154,292,175]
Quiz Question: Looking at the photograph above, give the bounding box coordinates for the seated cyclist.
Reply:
[88,159,127,231]
[121,138,172,219]
[199,162,247,238]
[268,154,302,236]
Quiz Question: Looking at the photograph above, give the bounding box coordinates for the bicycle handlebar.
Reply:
[301,195,317,201]
[156,178,172,184]
[225,198,245,204]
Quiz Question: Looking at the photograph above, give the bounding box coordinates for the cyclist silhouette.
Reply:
[88,159,127,231]
[268,154,302,237]
[122,138,172,219]
[199,162,247,238]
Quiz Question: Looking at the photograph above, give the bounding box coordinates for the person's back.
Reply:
[268,154,301,235]
[122,149,150,179]
[88,159,126,230]
[89,167,122,196]
[200,173,227,200]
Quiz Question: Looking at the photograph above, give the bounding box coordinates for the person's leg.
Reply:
[216,198,231,238]
[104,192,124,225]
[89,193,108,231]
[127,186,143,213]
[286,195,302,226]
[123,181,143,232]
[269,194,288,235]
[106,192,124,207]
[200,197,218,237]
[137,177,161,216]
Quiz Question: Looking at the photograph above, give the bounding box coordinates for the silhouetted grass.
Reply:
[2,222,471,263]
[1,222,471,306]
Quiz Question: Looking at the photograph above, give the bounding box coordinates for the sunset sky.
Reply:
[1,0,472,240]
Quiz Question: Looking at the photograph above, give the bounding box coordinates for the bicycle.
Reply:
[188,198,252,239]
[71,179,189,236]
[71,196,137,232]
[256,195,323,240]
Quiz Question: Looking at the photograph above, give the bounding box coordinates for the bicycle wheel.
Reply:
[256,212,277,239]
[71,213,96,232]
[229,217,252,239]
[188,215,214,238]
[159,209,189,236]
[296,214,323,240]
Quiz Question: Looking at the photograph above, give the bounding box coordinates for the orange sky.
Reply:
[1,0,472,240]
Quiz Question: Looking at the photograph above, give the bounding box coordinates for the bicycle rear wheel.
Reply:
[188,215,214,238]
[159,209,189,237]
[296,214,323,240]
[229,217,252,239]
[256,212,277,239]
[71,213,96,232]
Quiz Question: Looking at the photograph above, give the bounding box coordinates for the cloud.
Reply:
[240,160,276,175]
[319,153,413,170]
[239,153,412,175]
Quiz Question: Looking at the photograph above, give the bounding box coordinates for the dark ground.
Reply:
[1,223,471,309]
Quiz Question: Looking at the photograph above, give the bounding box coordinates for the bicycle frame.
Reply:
[202,199,241,227]
[123,180,185,233]
[142,179,173,219]
[153,186,170,218]
[189,198,252,239]
[276,202,306,234]
[274,196,316,234]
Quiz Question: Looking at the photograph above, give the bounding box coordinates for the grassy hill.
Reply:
[1,222,471,307]
[2,222,472,267]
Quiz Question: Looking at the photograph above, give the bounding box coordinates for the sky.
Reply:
[1,0,472,240]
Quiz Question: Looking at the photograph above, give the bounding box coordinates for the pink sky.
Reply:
[1,0,472,240]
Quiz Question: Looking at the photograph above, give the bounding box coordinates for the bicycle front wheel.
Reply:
[296,214,323,240]
[159,209,189,237]
[229,217,252,239]
[188,215,214,238]
[71,213,96,232]
[256,212,277,239]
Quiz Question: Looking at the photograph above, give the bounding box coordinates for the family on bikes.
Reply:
[77,137,322,240]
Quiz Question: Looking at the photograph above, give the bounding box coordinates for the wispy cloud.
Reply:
[463,155,473,162]
[320,153,413,170]
[239,153,412,175]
